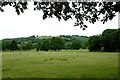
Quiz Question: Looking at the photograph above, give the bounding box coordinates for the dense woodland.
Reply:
[1,35,89,51]
[88,29,120,52]
[1,29,120,52]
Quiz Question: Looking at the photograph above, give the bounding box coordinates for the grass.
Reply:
[36,36,52,39]
[2,49,118,78]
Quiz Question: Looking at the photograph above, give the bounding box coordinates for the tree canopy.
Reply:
[88,35,101,52]
[10,40,19,51]
[41,40,51,51]
[71,40,81,50]
[101,29,120,52]
[2,40,10,51]
[2,35,88,51]
[0,1,119,29]
[50,37,65,51]
[88,29,120,52]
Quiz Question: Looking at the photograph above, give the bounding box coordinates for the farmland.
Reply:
[2,49,118,78]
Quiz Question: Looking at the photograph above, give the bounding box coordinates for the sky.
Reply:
[0,2,118,40]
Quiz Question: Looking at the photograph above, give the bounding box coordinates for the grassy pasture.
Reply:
[2,50,118,78]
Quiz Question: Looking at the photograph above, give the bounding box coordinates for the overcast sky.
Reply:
[0,3,118,40]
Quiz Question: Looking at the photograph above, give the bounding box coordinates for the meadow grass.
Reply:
[2,49,118,78]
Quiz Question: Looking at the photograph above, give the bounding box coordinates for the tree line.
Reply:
[2,37,83,51]
[88,29,120,52]
[2,29,120,52]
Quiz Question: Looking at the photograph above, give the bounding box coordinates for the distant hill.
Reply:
[3,35,89,49]
[59,35,89,48]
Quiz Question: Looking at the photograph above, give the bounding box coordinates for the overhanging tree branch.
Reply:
[0,1,120,30]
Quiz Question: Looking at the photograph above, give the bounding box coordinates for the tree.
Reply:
[71,40,81,50]
[101,29,120,52]
[0,1,120,29]
[115,29,120,52]
[88,36,101,52]
[2,40,10,51]
[82,41,88,49]
[36,42,42,51]
[10,40,19,51]
[50,37,65,51]
[21,43,32,51]
[65,41,72,49]
[41,40,51,51]
[88,29,120,52]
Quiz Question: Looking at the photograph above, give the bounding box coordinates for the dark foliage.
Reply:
[71,40,81,50]
[10,40,19,51]
[2,40,10,51]
[41,40,51,51]
[2,35,89,51]
[101,29,120,52]
[88,29,120,52]
[50,37,66,51]
[88,36,101,52]
[20,43,32,51]
[36,43,42,51]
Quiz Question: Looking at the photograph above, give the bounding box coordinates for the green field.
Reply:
[2,50,118,78]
